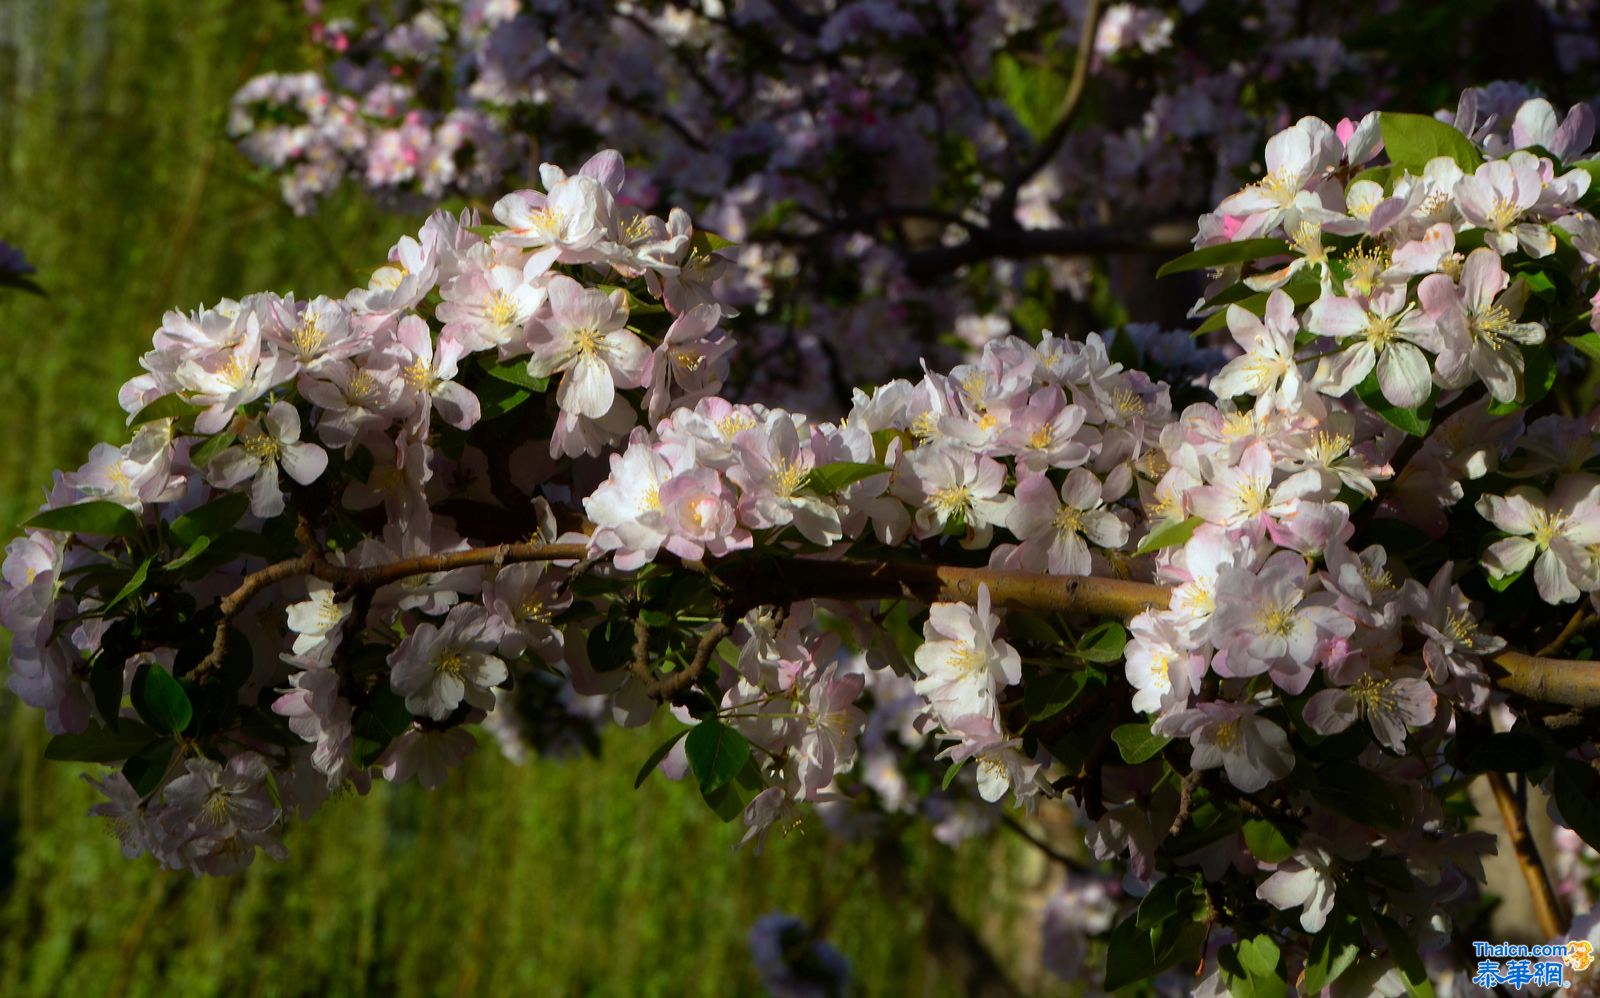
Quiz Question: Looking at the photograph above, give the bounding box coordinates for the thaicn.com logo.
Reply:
[1472,940,1594,990]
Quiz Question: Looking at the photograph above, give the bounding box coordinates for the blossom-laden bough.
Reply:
[228,1,1600,418]
[10,106,1600,993]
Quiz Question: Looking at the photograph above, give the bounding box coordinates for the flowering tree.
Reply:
[11,102,1600,993]
[228,0,1600,414]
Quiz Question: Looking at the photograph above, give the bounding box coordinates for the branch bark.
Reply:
[189,538,1600,709]
[1486,771,1567,939]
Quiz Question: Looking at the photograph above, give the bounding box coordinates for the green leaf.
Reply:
[691,229,737,253]
[1553,758,1600,852]
[103,557,152,611]
[1486,345,1557,415]
[129,393,195,426]
[1312,763,1404,828]
[190,432,236,467]
[170,491,251,547]
[1220,935,1287,998]
[24,500,140,537]
[633,730,689,789]
[941,758,968,791]
[44,719,161,762]
[1304,912,1363,992]
[1238,934,1281,980]
[1242,818,1297,864]
[1022,668,1094,721]
[1484,567,1524,592]
[1373,914,1435,998]
[130,662,194,735]
[1379,111,1483,174]
[1075,621,1128,663]
[802,461,888,495]
[467,224,502,239]
[477,354,550,393]
[1104,909,1207,991]
[122,740,176,797]
[1133,515,1202,557]
[1570,330,1600,363]
[993,52,1069,140]
[1355,371,1434,436]
[685,721,750,796]
[1156,238,1292,279]
[1136,876,1198,929]
[1111,722,1170,764]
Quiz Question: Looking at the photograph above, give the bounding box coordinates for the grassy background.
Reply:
[0,2,1058,994]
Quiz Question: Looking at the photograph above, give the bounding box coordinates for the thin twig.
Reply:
[1485,770,1567,939]
[1001,813,1089,872]
[1169,768,1203,838]
[1537,605,1593,657]
[989,0,1105,230]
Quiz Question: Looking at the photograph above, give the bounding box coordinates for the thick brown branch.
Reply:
[1486,771,1567,939]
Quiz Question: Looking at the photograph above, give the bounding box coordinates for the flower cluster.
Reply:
[8,104,1600,994]
[226,2,1600,414]
[4,149,730,873]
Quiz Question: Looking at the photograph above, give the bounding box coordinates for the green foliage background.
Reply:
[0,2,1051,994]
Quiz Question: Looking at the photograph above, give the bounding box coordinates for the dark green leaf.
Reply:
[24,500,140,537]
[1104,909,1207,991]
[170,492,251,547]
[1134,515,1203,557]
[1022,669,1093,721]
[1379,112,1482,174]
[130,662,194,735]
[130,393,195,426]
[122,740,176,797]
[1136,876,1198,929]
[685,721,749,796]
[1075,621,1128,663]
[1553,758,1600,852]
[165,534,212,571]
[103,557,152,611]
[802,461,888,495]
[1242,818,1297,864]
[1111,722,1170,764]
[1373,914,1435,998]
[1156,239,1292,279]
[44,719,160,762]
[634,730,689,788]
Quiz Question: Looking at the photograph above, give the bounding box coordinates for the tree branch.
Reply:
[901,219,1196,281]
[187,537,1600,709]
[989,0,1104,230]
[1486,770,1567,939]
